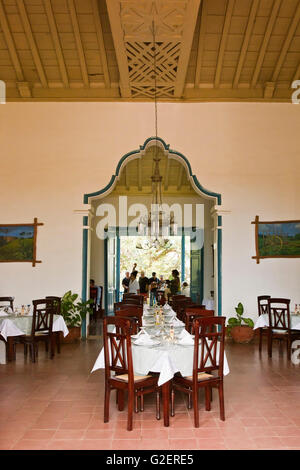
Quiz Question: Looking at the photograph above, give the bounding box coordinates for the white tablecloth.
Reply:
[0,315,69,365]
[253,314,300,331]
[91,338,229,386]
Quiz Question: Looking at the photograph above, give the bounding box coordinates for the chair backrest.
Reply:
[103,316,134,381]
[45,296,61,315]
[31,299,55,336]
[123,294,144,306]
[184,309,214,333]
[268,298,291,331]
[115,311,140,334]
[257,295,271,316]
[115,302,142,312]
[193,316,226,378]
[0,297,14,311]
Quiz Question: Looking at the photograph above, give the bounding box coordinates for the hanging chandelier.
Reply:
[136,20,177,250]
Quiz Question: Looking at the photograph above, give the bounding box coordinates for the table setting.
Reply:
[0,307,69,364]
[92,307,229,426]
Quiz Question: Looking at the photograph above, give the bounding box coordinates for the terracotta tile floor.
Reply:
[0,337,300,450]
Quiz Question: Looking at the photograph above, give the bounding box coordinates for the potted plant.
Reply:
[227,302,255,343]
[60,291,93,343]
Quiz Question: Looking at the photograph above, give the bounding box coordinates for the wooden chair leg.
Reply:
[140,389,144,412]
[134,392,139,413]
[104,384,111,423]
[187,391,192,409]
[218,382,225,421]
[259,328,263,353]
[268,331,273,358]
[127,389,134,431]
[117,390,125,411]
[156,391,160,420]
[205,386,211,411]
[287,337,291,361]
[56,332,61,354]
[193,387,199,428]
[171,388,175,417]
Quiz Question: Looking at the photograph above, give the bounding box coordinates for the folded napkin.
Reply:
[177,329,194,345]
[163,304,171,311]
[132,330,157,346]
[0,307,12,317]
[172,317,185,326]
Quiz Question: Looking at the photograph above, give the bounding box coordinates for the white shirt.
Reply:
[128,279,139,294]
[181,287,190,297]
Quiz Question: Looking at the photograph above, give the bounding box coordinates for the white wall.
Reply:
[0,102,299,319]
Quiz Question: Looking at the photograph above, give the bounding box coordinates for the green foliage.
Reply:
[119,236,190,288]
[227,302,254,337]
[60,291,93,327]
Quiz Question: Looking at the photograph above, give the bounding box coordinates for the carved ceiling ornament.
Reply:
[120,1,188,41]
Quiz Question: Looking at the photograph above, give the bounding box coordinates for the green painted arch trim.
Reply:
[83,137,221,205]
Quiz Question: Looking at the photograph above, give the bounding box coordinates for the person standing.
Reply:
[148,272,159,306]
[170,269,180,296]
[128,271,140,294]
[139,271,149,299]
[122,272,130,295]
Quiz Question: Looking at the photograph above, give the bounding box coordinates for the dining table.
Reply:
[0,312,69,364]
[92,304,230,426]
[253,313,300,331]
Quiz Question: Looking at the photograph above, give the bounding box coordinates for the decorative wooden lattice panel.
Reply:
[126,41,181,98]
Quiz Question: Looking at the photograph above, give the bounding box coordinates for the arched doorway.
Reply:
[82,137,222,337]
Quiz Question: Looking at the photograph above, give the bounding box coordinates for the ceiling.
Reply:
[113,146,195,196]
[0,0,299,102]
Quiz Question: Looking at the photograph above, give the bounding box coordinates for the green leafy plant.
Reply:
[60,291,93,328]
[227,302,254,337]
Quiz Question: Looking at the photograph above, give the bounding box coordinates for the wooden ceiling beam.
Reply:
[91,0,110,88]
[67,0,89,87]
[271,3,300,84]
[174,0,201,97]
[194,0,208,88]
[251,0,281,89]
[233,0,259,89]
[106,0,131,97]
[16,0,48,88]
[0,0,24,83]
[214,0,235,88]
[293,62,300,83]
[44,0,69,88]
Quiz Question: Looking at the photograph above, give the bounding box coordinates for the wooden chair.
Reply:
[19,299,55,363]
[184,308,215,334]
[0,297,14,311]
[115,308,142,333]
[46,296,62,354]
[267,298,300,360]
[257,295,271,352]
[171,316,226,427]
[103,316,160,431]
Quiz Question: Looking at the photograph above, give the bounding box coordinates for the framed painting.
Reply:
[0,218,43,266]
[252,216,300,263]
